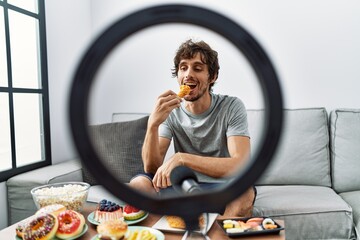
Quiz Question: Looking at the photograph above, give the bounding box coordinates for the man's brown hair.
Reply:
[172,39,220,91]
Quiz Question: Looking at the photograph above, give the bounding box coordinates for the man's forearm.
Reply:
[142,126,163,173]
[179,153,244,178]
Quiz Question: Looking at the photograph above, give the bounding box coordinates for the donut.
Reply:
[56,210,85,239]
[15,219,29,238]
[97,219,128,240]
[178,85,191,98]
[23,213,58,240]
[36,204,66,216]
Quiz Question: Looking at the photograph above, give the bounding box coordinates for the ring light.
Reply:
[69,3,283,226]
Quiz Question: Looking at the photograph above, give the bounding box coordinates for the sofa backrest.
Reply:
[330,109,360,193]
[83,115,149,185]
[248,108,331,187]
[84,109,334,187]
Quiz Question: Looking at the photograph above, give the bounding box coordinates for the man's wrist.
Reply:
[178,152,185,166]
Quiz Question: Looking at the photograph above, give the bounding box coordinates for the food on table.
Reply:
[222,219,238,229]
[123,205,146,221]
[15,219,30,239]
[166,215,185,229]
[127,228,157,240]
[31,182,89,211]
[94,199,123,223]
[262,217,278,230]
[35,203,67,216]
[177,85,191,98]
[22,213,59,240]
[246,217,264,224]
[56,209,85,239]
[222,217,278,233]
[97,219,128,240]
[165,215,205,229]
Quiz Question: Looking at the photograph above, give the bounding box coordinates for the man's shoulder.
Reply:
[212,93,244,106]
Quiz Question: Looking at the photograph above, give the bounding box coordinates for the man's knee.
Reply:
[128,175,155,193]
[129,175,151,186]
[223,187,256,217]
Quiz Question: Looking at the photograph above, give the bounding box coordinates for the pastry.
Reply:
[35,204,66,216]
[94,199,123,223]
[166,215,205,229]
[22,213,58,240]
[56,210,85,239]
[97,219,128,240]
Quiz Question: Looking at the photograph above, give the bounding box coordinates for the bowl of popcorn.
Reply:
[31,182,90,211]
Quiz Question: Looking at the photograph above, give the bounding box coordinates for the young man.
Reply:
[129,39,255,217]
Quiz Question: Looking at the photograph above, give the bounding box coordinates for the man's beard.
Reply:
[184,86,208,102]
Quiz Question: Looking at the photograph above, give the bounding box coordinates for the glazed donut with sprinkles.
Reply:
[22,213,58,240]
[16,208,86,240]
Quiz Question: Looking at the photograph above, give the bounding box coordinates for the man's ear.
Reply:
[209,74,217,84]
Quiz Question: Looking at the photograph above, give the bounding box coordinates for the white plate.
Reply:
[91,226,165,240]
[152,213,218,233]
[87,211,149,225]
[16,224,88,240]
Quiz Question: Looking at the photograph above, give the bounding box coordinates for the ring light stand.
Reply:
[69,4,283,237]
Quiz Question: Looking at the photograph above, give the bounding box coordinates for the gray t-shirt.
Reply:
[159,93,249,182]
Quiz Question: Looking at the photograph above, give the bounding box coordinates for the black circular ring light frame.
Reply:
[70,4,283,217]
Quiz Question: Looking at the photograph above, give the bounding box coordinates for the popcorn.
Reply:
[32,183,89,211]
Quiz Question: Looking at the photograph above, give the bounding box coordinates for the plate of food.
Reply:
[15,210,88,240]
[217,216,284,237]
[88,211,149,225]
[87,199,148,225]
[16,224,88,240]
[91,225,165,240]
[152,213,218,233]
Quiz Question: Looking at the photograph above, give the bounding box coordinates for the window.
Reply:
[0,0,51,182]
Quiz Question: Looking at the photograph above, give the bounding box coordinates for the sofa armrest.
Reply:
[6,159,83,225]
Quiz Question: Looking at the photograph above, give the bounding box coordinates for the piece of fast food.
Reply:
[166,215,205,229]
[97,219,128,240]
[177,85,191,98]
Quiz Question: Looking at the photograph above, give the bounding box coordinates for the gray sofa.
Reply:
[252,108,359,240]
[6,108,360,240]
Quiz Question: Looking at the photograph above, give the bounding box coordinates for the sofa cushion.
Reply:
[6,160,82,224]
[330,109,360,193]
[84,116,149,185]
[340,191,360,239]
[87,185,126,205]
[254,185,354,239]
[248,108,331,186]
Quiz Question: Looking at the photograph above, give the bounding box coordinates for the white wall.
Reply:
[88,0,360,124]
[46,0,93,164]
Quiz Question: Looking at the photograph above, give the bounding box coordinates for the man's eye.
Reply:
[180,66,187,71]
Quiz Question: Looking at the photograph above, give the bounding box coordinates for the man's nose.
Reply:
[185,69,193,79]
